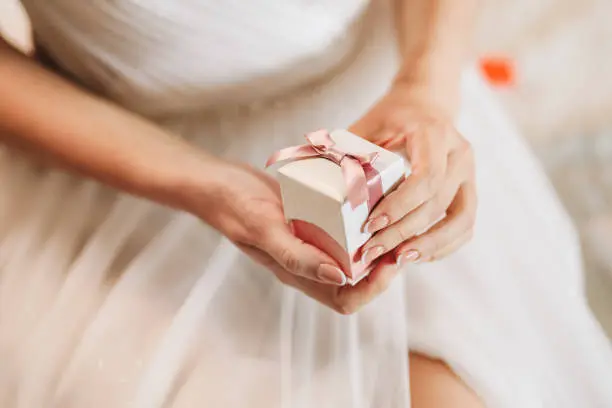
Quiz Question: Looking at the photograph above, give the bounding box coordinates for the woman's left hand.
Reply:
[350,81,477,268]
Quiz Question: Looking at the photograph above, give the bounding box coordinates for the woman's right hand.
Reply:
[0,37,401,315]
[192,161,401,314]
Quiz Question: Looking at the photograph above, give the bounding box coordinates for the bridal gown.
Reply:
[1,1,612,407]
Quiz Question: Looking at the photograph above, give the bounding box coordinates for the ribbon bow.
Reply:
[265,130,383,210]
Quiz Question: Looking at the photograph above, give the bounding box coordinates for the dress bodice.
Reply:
[21,0,371,116]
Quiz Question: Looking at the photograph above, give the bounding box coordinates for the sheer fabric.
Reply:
[1,1,611,406]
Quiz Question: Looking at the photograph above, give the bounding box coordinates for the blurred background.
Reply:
[1,0,611,334]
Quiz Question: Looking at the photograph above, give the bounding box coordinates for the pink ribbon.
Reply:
[266,130,384,210]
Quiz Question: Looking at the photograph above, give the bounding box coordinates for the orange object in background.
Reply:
[480,56,515,87]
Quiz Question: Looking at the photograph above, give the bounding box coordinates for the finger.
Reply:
[361,148,469,260]
[240,244,300,286]
[241,244,347,310]
[365,125,448,233]
[361,182,459,264]
[394,183,477,265]
[349,117,383,140]
[333,253,399,314]
[377,122,420,151]
[373,127,408,151]
[262,225,348,286]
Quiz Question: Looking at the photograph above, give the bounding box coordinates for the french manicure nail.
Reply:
[317,264,347,286]
[364,215,390,234]
[396,250,421,268]
[361,246,384,265]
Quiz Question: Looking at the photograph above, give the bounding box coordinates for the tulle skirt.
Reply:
[1,3,612,407]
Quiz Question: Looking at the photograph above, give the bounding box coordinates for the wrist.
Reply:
[393,51,463,117]
[149,145,228,218]
[390,75,459,120]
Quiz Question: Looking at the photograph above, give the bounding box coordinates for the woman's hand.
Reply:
[194,161,347,285]
[0,36,398,315]
[351,82,477,267]
[193,161,402,314]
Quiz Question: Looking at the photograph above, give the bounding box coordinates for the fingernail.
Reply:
[317,264,347,286]
[396,250,421,268]
[364,215,390,233]
[361,246,384,265]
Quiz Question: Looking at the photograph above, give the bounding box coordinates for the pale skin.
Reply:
[354,0,479,272]
[0,0,482,406]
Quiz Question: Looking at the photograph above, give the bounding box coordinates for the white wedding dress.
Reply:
[2,1,612,407]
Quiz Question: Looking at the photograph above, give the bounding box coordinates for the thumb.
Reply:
[262,226,347,286]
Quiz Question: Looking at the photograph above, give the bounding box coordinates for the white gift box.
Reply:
[270,129,407,285]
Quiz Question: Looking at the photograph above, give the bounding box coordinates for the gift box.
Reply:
[266,129,407,285]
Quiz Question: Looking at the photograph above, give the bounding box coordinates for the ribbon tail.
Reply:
[265,145,319,168]
[341,159,369,210]
[363,163,384,210]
